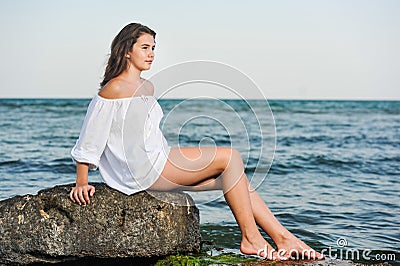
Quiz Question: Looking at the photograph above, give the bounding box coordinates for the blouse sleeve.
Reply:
[70,96,115,170]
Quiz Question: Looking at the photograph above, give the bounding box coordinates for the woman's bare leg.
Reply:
[248,188,324,259]
[150,146,322,260]
[184,177,324,259]
[150,146,277,259]
[182,179,323,259]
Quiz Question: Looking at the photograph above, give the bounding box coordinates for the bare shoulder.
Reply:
[141,78,155,95]
[99,78,155,99]
[98,79,126,99]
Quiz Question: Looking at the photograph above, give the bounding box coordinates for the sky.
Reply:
[0,0,399,100]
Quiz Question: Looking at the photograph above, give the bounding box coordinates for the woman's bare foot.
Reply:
[240,237,281,260]
[275,235,325,260]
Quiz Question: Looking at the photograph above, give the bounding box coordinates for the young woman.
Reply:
[70,23,324,261]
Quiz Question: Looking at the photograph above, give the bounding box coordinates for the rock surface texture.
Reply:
[0,183,201,265]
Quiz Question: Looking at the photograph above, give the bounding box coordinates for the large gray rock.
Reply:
[0,183,201,265]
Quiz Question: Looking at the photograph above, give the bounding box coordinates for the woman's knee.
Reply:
[216,147,243,170]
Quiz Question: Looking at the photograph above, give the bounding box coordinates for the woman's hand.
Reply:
[69,183,96,205]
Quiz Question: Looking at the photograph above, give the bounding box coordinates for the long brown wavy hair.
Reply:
[100,23,156,88]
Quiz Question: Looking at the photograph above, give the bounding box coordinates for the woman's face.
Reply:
[127,33,155,71]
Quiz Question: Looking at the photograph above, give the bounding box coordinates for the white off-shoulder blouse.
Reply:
[71,94,171,195]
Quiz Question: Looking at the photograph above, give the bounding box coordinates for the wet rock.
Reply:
[0,183,200,265]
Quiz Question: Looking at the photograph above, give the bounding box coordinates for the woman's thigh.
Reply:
[150,146,235,191]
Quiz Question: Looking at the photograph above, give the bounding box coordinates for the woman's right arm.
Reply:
[69,161,96,205]
[69,96,115,205]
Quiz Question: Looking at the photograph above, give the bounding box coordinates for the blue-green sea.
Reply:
[0,98,399,264]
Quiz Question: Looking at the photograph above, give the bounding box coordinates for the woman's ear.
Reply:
[125,54,131,58]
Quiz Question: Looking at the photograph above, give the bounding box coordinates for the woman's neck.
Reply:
[119,66,142,83]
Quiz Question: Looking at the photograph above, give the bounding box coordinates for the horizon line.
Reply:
[1,97,399,101]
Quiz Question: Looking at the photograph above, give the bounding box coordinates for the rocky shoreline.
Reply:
[0,183,201,265]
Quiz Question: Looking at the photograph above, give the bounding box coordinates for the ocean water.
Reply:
[0,98,399,263]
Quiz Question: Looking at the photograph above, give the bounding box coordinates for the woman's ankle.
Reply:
[271,230,293,246]
[241,230,265,248]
